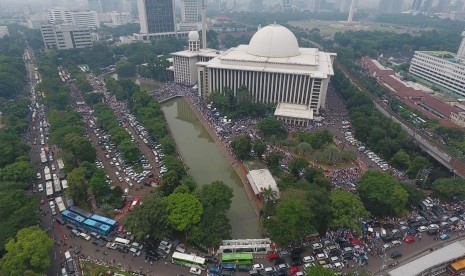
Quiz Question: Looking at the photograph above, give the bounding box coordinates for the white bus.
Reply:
[114,237,131,247]
[172,252,206,270]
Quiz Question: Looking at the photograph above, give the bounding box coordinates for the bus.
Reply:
[114,237,131,247]
[448,258,465,275]
[61,210,86,226]
[129,197,140,211]
[172,252,206,270]
[83,219,111,236]
[90,214,118,230]
[221,253,254,265]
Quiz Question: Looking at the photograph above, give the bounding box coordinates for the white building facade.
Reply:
[409,51,465,98]
[171,31,219,84]
[48,8,100,29]
[111,12,132,25]
[40,24,93,50]
[196,24,336,115]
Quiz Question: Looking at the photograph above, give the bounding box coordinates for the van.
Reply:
[124,188,129,195]
[249,270,260,276]
[380,228,387,237]
[64,251,71,260]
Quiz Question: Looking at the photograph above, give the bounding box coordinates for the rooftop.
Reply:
[171,48,219,58]
[274,103,314,120]
[246,169,280,199]
[388,240,465,276]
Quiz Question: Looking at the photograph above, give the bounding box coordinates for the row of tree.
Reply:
[0,33,53,275]
[92,102,141,164]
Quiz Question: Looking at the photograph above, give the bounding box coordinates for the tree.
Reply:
[257,118,287,139]
[402,183,426,206]
[314,145,343,165]
[231,135,252,160]
[330,189,369,234]
[253,139,266,159]
[0,226,53,275]
[295,142,312,156]
[260,186,278,204]
[407,156,431,178]
[116,60,136,78]
[357,170,409,217]
[66,167,88,202]
[160,135,177,155]
[264,190,314,246]
[0,161,34,182]
[124,193,169,241]
[189,210,232,249]
[164,192,203,239]
[432,178,465,201]
[99,203,114,218]
[390,150,410,170]
[305,266,337,276]
[198,181,233,212]
[266,151,284,172]
[89,169,109,200]
[289,158,309,177]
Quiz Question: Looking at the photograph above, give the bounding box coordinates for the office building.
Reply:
[123,0,139,15]
[410,38,465,97]
[195,24,336,121]
[40,24,93,50]
[378,0,403,14]
[435,0,451,13]
[48,8,99,29]
[111,11,132,25]
[181,0,199,23]
[340,0,357,12]
[135,0,177,40]
[412,0,422,10]
[307,0,321,12]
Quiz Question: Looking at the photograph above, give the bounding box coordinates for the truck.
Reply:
[57,158,65,170]
[55,196,66,212]
[61,179,68,190]
[40,151,47,164]
[44,166,51,181]
[53,178,61,193]
[45,181,54,197]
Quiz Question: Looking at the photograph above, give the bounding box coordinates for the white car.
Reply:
[429,224,439,230]
[252,264,264,270]
[316,253,328,260]
[303,256,315,263]
[189,267,202,275]
[418,226,428,232]
[38,184,43,192]
[390,240,402,247]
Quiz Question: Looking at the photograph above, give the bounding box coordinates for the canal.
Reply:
[161,97,260,238]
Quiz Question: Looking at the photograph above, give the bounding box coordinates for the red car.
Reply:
[117,224,124,232]
[404,235,415,244]
[290,266,301,275]
[267,252,279,261]
[351,238,362,246]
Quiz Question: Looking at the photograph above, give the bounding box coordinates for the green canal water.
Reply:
[161,97,260,238]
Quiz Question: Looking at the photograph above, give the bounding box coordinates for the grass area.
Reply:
[289,20,433,37]
[137,79,161,91]
[81,260,137,276]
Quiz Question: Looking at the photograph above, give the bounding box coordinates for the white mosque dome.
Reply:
[246,24,300,58]
[188,31,199,41]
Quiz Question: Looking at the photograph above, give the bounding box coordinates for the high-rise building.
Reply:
[283,0,292,9]
[136,0,177,40]
[48,7,72,24]
[87,0,102,13]
[40,24,93,50]
[48,8,100,29]
[412,0,422,10]
[435,0,451,13]
[339,0,357,12]
[181,0,199,23]
[421,0,433,13]
[378,0,403,14]
[123,0,138,15]
[0,26,9,38]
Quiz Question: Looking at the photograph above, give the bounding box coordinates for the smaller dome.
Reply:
[188,31,199,41]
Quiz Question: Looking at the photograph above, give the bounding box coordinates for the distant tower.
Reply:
[347,0,355,22]
[457,31,465,59]
[188,31,200,52]
[201,0,207,49]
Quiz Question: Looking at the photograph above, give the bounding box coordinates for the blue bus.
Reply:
[83,218,111,236]
[61,210,86,226]
[90,214,118,230]
[68,206,92,218]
